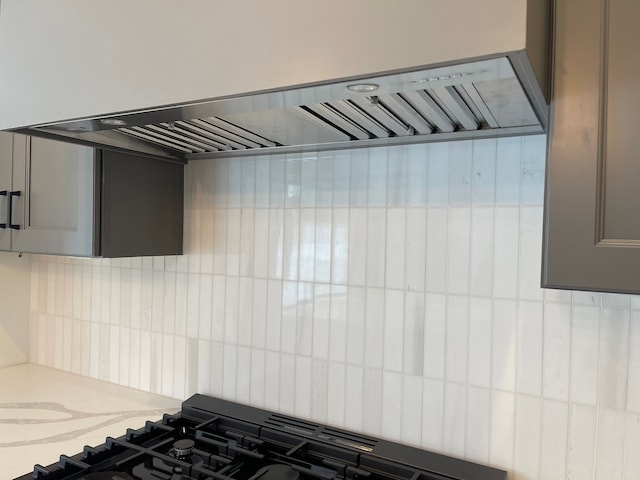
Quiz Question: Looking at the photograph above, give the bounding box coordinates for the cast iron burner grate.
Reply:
[15,394,506,480]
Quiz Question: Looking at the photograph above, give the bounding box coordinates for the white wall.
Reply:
[0,251,30,367]
[28,135,640,479]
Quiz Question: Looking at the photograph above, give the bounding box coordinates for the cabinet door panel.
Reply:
[543,0,640,293]
[0,133,13,251]
[11,136,95,256]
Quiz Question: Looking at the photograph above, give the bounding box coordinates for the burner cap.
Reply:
[79,473,134,480]
[254,464,300,480]
[172,438,195,458]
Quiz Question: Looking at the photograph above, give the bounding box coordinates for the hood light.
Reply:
[100,118,127,126]
[346,83,380,93]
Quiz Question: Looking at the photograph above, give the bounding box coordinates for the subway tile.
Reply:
[267,209,284,279]
[387,146,407,207]
[403,292,425,376]
[517,301,543,396]
[265,280,283,351]
[269,155,286,208]
[251,279,268,349]
[423,293,446,379]
[518,206,544,301]
[495,136,522,205]
[447,207,471,295]
[362,368,383,436]
[492,299,517,392]
[347,208,367,286]
[443,382,466,457]
[241,157,256,208]
[401,375,423,447]
[471,138,497,205]
[312,284,331,360]
[628,311,640,412]
[421,378,444,451]
[368,147,387,207]
[239,209,255,276]
[314,208,332,283]
[445,295,468,384]
[213,208,227,275]
[295,356,312,418]
[222,344,238,400]
[332,152,350,207]
[254,156,270,208]
[448,141,472,206]
[426,142,450,206]
[467,297,492,388]
[469,207,494,297]
[513,394,541,480]
[539,399,569,480]
[570,305,600,405]
[520,135,546,205]
[344,365,364,431]
[310,359,329,422]
[327,362,346,425]
[264,351,280,410]
[285,155,301,208]
[465,386,490,463]
[296,283,313,356]
[315,152,333,207]
[331,208,349,285]
[543,303,571,401]
[226,208,242,275]
[253,209,269,278]
[385,208,406,290]
[406,144,428,206]
[282,209,300,281]
[405,208,426,292]
[300,153,317,208]
[382,371,403,441]
[211,275,226,342]
[598,308,630,410]
[566,404,597,480]
[238,277,253,348]
[224,277,240,344]
[493,207,519,299]
[425,207,448,293]
[349,149,368,207]
[383,289,405,373]
[595,408,626,480]
[329,285,348,363]
[364,287,385,369]
[250,348,266,407]
[236,346,252,402]
[346,286,366,366]
[625,413,640,478]
[366,209,386,287]
[298,209,315,282]
[488,390,514,470]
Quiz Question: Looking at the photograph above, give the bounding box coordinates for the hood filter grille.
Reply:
[114,83,520,156]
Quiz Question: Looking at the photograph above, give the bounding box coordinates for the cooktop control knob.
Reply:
[172,439,195,459]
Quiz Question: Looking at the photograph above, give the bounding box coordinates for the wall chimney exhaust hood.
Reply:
[0,1,551,162]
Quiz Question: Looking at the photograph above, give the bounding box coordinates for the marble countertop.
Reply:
[0,363,181,479]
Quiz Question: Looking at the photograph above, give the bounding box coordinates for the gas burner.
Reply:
[170,439,195,460]
[251,465,300,480]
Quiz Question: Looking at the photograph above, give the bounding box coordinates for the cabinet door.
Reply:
[10,135,96,256]
[543,0,640,293]
[0,133,12,251]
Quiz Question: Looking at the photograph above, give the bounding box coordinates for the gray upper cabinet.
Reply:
[543,0,640,293]
[11,134,95,255]
[0,131,183,257]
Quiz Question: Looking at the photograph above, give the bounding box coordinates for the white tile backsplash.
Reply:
[27,135,640,479]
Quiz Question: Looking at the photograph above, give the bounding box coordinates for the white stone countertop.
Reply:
[0,363,181,479]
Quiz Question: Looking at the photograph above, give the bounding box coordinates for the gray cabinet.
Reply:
[543,0,640,293]
[0,132,183,257]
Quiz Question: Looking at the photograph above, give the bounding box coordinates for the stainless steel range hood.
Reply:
[1,1,550,161]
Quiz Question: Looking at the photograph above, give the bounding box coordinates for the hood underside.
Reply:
[19,56,547,162]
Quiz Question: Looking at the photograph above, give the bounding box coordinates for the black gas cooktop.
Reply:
[15,394,506,480]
